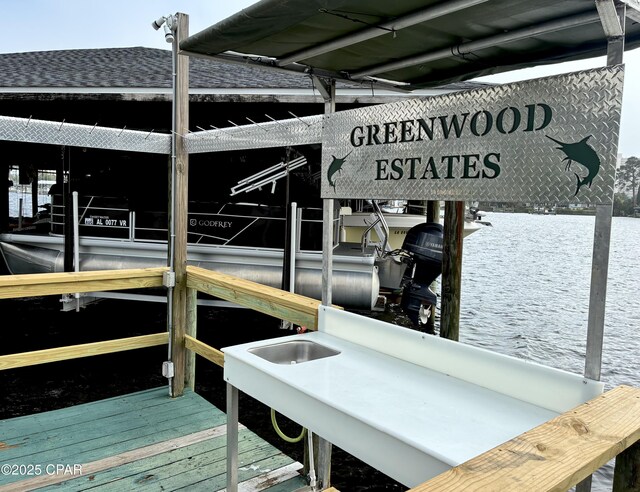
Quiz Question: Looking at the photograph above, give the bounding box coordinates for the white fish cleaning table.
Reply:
[223,306,603,489]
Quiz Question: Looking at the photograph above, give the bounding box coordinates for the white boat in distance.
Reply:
[340,200,484,251]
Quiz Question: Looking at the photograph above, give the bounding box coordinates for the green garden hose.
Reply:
[270,408,306,443]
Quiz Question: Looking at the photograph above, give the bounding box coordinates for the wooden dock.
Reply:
[0,387,307,491]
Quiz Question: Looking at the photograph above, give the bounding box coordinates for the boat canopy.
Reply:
[179,0,640,91]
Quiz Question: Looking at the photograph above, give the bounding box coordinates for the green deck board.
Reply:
[3,402,218,460]
[39,429,274,491]
[1,387,303,492]
[40,429,242,491]
[1,411,226,474]
[0,389,223,486]
[0,391,178,441]
[1,387,170,439]
[48,431,299,491]
[101,436,284,491]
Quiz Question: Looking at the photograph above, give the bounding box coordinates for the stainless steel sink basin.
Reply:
[248,340,340,365]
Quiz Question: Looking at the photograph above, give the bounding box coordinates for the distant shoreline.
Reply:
[486,207,638,218]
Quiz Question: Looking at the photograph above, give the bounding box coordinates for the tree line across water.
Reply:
[615,156,639,217]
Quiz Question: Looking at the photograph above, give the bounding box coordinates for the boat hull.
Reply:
[0,234,380,310]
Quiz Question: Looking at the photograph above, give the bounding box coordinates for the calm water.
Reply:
[439,213,639,491]
[457,213,639,390]
[8,189,51,217]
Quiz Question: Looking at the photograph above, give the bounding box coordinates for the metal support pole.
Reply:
[282,149,292,293]
[578,4,624,492]
[17,198,23,230]
[63,147,73,273]
[1,163,8,233]
[584,0,625,408]
[584,204,614,381]
[319,76,336,490]
[226,383,239,492]
[72,191,81,311]
[289,202,297,292]
[321,78,336,309]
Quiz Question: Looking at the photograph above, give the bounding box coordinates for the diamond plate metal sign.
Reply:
[0,116,170,154]
[321,66,623,204]
[185,115,323,154]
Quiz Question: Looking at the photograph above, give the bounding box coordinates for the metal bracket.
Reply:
[162,361,175,378]
[596,0,624,37]
[163,271,176,288]
[311,76,333,102]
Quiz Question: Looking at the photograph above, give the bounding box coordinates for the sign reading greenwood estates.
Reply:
[321,66,623,204]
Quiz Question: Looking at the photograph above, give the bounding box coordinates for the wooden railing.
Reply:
[186,265,322,330]
[0,333,169,370]
[0,264,325,370]
[182,265,326,373]
[0,267,167,299]
[0,268,170,371]
[0,265,322,373]
[2,267,639,491]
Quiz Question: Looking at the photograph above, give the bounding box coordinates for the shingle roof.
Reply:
[0,47,483,91]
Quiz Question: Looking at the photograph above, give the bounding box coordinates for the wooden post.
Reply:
[440,201,464,341]
[170,12,189,397]
[426,201,440,220]
[185,287,197,391]
[613,440,640,492]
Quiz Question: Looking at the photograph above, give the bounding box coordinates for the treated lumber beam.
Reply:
[409,385,640,492]
[171,11,190,399]
[0,333,169,370]
[185,288,198,390]
[184,334,224,368]
[186,265,323,330]
[0,267,168,299]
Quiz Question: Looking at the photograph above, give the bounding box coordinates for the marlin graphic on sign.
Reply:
[327,151,352,192]
[546,135,601,197]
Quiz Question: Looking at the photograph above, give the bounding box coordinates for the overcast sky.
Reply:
[3,0,639,158]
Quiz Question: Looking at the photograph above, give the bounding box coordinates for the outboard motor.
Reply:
[399,222,444,326]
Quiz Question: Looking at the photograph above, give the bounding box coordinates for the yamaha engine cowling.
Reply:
[400,222,444,326]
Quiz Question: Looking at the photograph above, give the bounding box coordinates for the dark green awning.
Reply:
[180,0,640,90]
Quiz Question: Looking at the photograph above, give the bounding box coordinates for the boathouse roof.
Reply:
[0,47,483,101]
[180,0,640,91]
